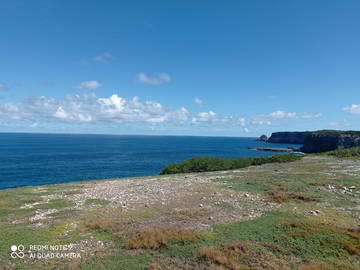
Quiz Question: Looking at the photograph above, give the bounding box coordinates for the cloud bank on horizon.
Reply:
[0,80,325,134]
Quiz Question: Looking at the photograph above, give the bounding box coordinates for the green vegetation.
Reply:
[160,153,302,174]
[0,155,359,269]
[80,252,151,270]
[321,146,360,158]
[85,198,110,206]
[313,130,360,136]
[37,199,76,209]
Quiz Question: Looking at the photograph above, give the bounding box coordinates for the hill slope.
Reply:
[0,156,359,269]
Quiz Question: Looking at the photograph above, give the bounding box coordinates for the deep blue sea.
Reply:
[0,133,301,190]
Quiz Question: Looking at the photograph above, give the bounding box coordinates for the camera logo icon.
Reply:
[10,245,25,258]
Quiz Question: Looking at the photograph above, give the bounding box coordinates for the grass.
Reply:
[267,192,319,203]
[192,211,360,269]
[198,242,249,270]
[160,153,302,174]
[85,199,110,206]
[125,227,197,250]
[36,199,76,209]
[321,147,360,158]
[0,155,359,269]
[80,252,152,270]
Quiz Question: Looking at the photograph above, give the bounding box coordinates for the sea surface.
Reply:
[0,133,301,190]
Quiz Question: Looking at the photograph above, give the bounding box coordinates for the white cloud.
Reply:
[192,111,245,126]
[93,52,112,63]
[268,110,297,119]
[238,117,246,126]
[194,98,203,106]
[251,110,321,125]
[300,112,322,119]
[0,83,8,91]
[251,119,272,126]
[0,93,188,124]
[192,111,228,124]
[137,73,171,85]
[343,104,360,114]
[76,80,102,90]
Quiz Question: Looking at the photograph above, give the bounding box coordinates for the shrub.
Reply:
[160,154,302,174]
[323,147,360,158]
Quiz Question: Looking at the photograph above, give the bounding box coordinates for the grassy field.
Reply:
[0,155,359,269]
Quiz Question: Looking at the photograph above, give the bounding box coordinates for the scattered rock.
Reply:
[308,210,322,215]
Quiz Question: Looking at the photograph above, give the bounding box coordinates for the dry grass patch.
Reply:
[85,217,131,237]
[308,181,343,188]
[297,263,332,270]
[126,227,197,250]
[268,192,318,203]
[198,242,249,270]
[297,262,358,270]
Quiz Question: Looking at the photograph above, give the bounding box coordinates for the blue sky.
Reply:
[0,0,359,136]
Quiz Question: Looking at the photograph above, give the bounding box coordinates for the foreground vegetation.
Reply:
[322,146,360,158]
[0,155,359,269]
[160,154,302,174]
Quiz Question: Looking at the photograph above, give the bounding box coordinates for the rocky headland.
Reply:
[267,131,312,144]
[267,130,360,153]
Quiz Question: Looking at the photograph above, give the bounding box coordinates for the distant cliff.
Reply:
[267,131,312,144]
[267,130,360,153]
[301,131,360,153]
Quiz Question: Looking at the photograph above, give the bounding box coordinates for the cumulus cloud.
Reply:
[238,117,246,126]
[192,111,245,126]
[300,112,322,119]
[0,93,188,124]
[194,98,203,106]
[251,110,321,125]
[343,104,360,114]
[93,52,112,63]
[76,80,102,90]
[0,83,8,91]
[137,73,171,85]
[268,110,297,119]
[251,119,272,126]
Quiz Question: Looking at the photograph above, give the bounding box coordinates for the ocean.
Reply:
[0,133,301,190]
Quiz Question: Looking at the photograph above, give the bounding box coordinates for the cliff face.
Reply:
[267,132,311,144]
[267,130,360,153]
[301,133,360,153]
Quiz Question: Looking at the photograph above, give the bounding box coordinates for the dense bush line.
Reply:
[323,147,360,158]
[159,154,302,175]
